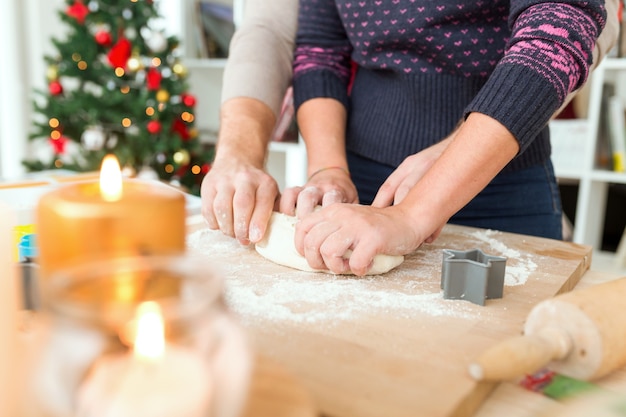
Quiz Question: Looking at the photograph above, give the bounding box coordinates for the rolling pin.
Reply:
[469,276,626,381]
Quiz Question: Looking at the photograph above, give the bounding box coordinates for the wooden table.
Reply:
[12,217,625,417]
[186,220,604,417]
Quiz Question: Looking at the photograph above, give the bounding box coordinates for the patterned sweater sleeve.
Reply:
[292,0,354,110]
[466,0,607,153]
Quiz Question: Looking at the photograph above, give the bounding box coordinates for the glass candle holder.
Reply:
[26,255,252,417]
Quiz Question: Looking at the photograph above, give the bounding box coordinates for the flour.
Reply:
[186,226,540,325]
[465,229,536,286]
[187,229,479,325]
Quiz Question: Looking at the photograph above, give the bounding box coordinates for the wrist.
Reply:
[307,165,350,181]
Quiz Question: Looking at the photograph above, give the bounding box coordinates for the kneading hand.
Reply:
[294,203,441,276]
[201,158,279,245]
[279,166,358,217]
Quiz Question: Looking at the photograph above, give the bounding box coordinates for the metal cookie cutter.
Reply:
[441,248,507,306]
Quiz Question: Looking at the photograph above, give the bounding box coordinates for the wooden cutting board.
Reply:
[187,218,591,417]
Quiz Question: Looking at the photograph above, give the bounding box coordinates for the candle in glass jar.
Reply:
[77,301,212,417]
[0,204,19,417]
[37,155,186,281]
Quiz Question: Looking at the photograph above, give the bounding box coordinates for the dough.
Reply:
[255,212,404,275]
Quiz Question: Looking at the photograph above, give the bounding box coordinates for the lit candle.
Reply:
[37,155,186,281]
[0,204,19,417]
[77,301,212,417]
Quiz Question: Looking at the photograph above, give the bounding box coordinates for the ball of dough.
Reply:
[255,212,404,275]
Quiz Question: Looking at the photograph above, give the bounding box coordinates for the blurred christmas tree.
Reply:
[24,0,213,196]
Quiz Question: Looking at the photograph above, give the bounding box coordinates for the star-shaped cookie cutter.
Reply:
[441,248,507,306]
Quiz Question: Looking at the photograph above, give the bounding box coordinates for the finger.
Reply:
[372,177,397,208]
[321,189,344,207]
[425,225,445,243]
[347,240,379,276]
[393,182,412,205]
[296,186,323,218]
[201,186,219,230]
[302,220,340,270]
[294,210,318,255]
[279,186,302,216]
[231,185,256,245]
[248,183,280,244]
[212,187,235,237]
[319,234,353,274]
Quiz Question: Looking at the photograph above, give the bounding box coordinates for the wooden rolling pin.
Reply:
[469,277,626,382]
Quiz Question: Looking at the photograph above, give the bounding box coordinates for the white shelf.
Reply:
[559,57,626,249]
[589,169,626,183]
[603,58,626,70]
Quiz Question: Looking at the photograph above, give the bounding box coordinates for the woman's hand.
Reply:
[373,136,454,207]
[279,166,358,217]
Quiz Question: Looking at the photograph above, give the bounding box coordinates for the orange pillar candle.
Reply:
[36,155,186,281]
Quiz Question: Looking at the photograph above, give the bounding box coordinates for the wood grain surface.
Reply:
[241,355,318,417]
[187,218,592,417]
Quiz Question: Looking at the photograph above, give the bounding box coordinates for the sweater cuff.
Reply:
[293,70,350,111]
[464,64,561,154]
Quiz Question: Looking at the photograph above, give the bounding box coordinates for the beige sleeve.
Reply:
[221,0,298,118]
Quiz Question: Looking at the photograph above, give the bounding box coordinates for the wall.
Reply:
[0,0,64,180]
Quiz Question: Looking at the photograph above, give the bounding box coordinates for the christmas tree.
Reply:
[25,0,213,196]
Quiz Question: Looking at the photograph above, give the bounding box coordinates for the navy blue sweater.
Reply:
[293,0,607,171]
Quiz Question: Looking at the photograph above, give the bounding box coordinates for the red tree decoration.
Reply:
[94,30,112,46]
[181,93,196,107]
[146,120,162,134]
[66,0,89,24]
[49,136,69,154]
[107,37,132,68]
[49,80,64,95]
[146,68,162,90]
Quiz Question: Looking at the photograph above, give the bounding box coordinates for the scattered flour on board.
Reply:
[186,229,481,325]
[465,229,536,286]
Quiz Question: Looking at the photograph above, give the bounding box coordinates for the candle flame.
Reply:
[99,154,123,202]
[133,301,165,360]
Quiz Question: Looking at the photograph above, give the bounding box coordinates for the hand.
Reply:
[201,158,279,245]
[294,203,443,276]
[279,166,358,217]
[373,137,453,207]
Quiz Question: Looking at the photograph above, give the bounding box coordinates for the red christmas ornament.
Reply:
[66,0,89,25]
[94,30,112,47]
[146,120,162,134]
[49,136,69,154]
[171,118,190,141]
[181,93,196,107]
[107,38,132,69]
[201,163,211,174]
[146,68,162,90]
[49,80,63,95]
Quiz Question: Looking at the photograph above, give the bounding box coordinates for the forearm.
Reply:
[400,112,519,227]
[296,98,349,176]
[213,97,276,169]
